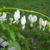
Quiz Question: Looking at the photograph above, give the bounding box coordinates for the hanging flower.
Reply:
[28,14,37,27]
[0,12,7,22]
[28,14,37,23]
[21,16,26,29]
[13,10,20,24]
[39,18,47,30]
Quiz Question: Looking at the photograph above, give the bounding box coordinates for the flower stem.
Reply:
[0,7,50,21]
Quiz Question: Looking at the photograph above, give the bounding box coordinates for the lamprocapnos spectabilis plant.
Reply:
[0,7,50,50]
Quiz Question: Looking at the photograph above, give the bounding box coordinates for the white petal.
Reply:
[39,18,48,30]
[14,10,20,21]
[28,14,37,23]
[39,18,47,26]
[13,21,16,24]
[28,14,33,22]
[21,16,26,25]
[42,20,47,27]
[0,12,7,22]
[32,15,37,22]
[39,18,43,25]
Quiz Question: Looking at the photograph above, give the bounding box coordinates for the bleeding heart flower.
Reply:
[21,16,26,29]
[13,10,20,24]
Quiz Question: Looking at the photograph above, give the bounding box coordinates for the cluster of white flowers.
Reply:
[0,10,50,30]
[13,10,50,30]
[0,38,9,47]
[13,10,38,29]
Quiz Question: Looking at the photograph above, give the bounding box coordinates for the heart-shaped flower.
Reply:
[28,14,37,27]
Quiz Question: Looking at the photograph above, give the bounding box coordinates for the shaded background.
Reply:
[0,0,50,16]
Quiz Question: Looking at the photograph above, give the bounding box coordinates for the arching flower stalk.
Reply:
[21,16,26,30]
[28,14,37,27]
[13,10,20,24]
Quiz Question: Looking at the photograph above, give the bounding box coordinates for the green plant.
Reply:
[0,7,50,50]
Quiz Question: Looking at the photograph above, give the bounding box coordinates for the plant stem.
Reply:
[0,7,50,21]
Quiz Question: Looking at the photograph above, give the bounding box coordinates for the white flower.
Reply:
[28,14,37,23]
[8,47,15,50]
[39,18,47,26]
[1,41,9,47]
[21,16,26,25]
[21,16,26,29]
[0,12,7,22]
[28,14,37,27]
[39,18,47,30]
[13,10,20,24]
[0,38,4,43]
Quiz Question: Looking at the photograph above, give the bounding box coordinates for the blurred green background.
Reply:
[0,0,50,16]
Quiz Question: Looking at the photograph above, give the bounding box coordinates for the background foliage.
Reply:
[0,0,50,16]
